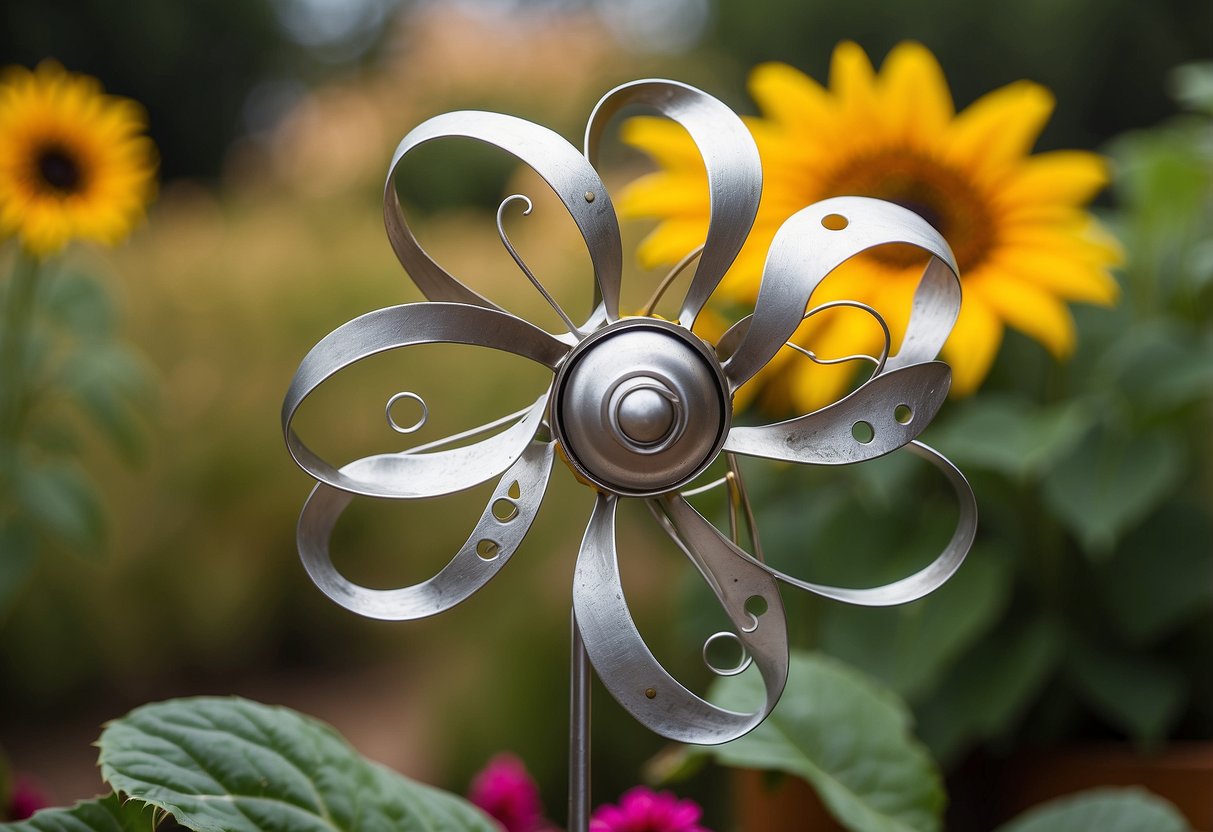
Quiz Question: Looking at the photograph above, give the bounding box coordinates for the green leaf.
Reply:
[59,343,153,462]
[1094,503,1213,645]
[0,519,37,616]
[915,618,1063,765]
[818,545,1013,701]
[927,396,1091,480]
[2,793,159,831]
[1171,61,1213,115]
[994,787,1187,832]
[1042,426,1183,557]
[38,269,116,339]
[18,462,106,554]
[97,696,497,832]
[696,651,944,832]
[1067,644,1187,744]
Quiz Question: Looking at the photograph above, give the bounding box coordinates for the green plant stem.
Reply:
[1,250,40,453]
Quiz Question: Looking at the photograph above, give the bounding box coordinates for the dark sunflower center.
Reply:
[37,147,83,194]
[819,150,994,272]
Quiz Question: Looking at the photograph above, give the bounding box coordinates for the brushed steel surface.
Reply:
[283,78,977,754]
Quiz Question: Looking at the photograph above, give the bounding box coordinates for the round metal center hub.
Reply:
[551,318,730,497]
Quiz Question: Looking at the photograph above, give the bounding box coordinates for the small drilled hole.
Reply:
[644,687,657,699]
[476,539,500,560]
[821,213,849,231]
[894,404,913,425]
[507,480,521,500]
[492,498,518,522]
[744,595,768,618]
[852,420,875,444]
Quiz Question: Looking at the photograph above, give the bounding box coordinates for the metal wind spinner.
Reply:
[283,79,976,825]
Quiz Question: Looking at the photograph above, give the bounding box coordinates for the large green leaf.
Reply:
[1067,644,1187,743]
[1042,426,1183,557]
[97,697,496,832]
[1094,503,1213,645]
[994,787,1188,832]
[818,545,1013,701]
[4,794,158,831]
[17,461,106,554]
[914,618,1063,765]
[929,396,1091,481]
[698,651,944,832]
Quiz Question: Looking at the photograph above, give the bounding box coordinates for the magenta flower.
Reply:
[469,754,555,832]
[590,786,710,832]
[8,776,50,821]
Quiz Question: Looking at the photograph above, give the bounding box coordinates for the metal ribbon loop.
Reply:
[283,301,567,499]
[723,196,960,391]
[724,362,951,465]
[299,440,555,621]
[385,111,624,323]
[573,493,788,744]
[585,80,762,330]
[728,441,977,607]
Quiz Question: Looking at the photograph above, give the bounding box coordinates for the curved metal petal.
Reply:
[729,441,977,606]
[283,301,567,499]
[723,197,960,391]
[298,440,555,621]
[585,80,761,330]
[385,111,623,322]
[724,362,951,465]
[573,493,787,745]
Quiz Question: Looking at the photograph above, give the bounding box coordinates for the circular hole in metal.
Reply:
[507,480,521,500]
[852,420,875,444]
[386,391,428,434]
[821,213,849,231]
[894,404,913,425]
[644,687,657,699]
[703,631,752,677]
[492,498,518,522]
[744,595,768,618]
[476,539,500,560]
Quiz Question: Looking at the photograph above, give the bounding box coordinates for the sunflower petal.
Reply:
[879,41,955,142]
[998,150,1111,208]
[619,115,703,170]
[947,80,1055,172]
[972,271,1076,357]
[943,292,1003,396]
[748,61,834,133]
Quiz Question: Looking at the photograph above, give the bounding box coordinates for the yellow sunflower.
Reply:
[0,60,157,257]
[619,41,1121,412]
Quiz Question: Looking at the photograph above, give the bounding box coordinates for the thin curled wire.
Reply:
[639,244,706,317]
[386,391,428,434]
[497,194,583,337]
[785,300,892,377]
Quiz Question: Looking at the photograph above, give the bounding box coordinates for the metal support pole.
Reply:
[569,609,591,832]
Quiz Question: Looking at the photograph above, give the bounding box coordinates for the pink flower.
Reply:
[590,786,710,832]
[469,753,555,832]
[8,776,50,821]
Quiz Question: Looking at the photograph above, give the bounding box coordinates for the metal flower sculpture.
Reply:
[282,81,976,746]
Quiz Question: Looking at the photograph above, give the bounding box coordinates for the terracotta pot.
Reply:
[734,744,1213,831]
[993,744,1213,830]
[733,769,843,832]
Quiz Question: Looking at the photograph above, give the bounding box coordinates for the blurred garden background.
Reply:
[1,0,1211,830]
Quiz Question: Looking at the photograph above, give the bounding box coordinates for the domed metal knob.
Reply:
[551,318,730,496]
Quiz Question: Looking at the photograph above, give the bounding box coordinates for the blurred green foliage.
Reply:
[702,64,1213,780]
[0,254,154,628]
